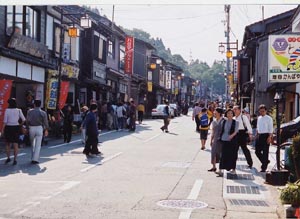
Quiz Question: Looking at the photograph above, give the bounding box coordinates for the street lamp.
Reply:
[56,8,92,110]
[274,90,282,171]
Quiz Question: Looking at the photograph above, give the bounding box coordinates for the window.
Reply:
[26,7,39,40]
[119,44,125,70]
[93,31,107,64]
[5,6,40,41]
[6,6,14,35]
[108,40,115,59]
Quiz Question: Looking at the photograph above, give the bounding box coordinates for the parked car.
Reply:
[170,103,181,117]
[278,116,300,143]
[151,104,174,119]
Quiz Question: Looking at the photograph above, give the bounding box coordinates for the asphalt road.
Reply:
[0,114,284,219]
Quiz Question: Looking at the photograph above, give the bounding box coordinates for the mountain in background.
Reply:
[123,27,226,95]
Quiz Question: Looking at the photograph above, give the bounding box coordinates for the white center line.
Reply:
[48,130,116,149]
[178,179,203,219]
[0,153,26,161]
[80,152,123,172]
[143,125,178,143]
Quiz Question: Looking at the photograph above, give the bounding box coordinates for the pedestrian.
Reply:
[106,102,114,130]
[128,99,136,131]
[199,108,209,150]
[217,108,239,176]
[116,102,126,130]
[251,114,258,148]
[62,105,74,143]
[26,99,49,164]
[160,100,171,133]
[2,98,26,165]
[255,104,273,172]
[83,103,101,156]
[80,106,89,144]
[101,101,107,129]
[233,105,253,168]
[192,102,202,132]
[208,107,224,172]
[137,102,145,124]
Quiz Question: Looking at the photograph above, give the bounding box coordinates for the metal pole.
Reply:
[57,9,64,110]
[225,5,230,103]
[275,90,281,170]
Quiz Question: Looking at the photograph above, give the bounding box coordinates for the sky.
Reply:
[1,1,298,66]
[95,4,297,66]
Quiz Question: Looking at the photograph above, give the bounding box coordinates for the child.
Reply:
[199,108,209,150]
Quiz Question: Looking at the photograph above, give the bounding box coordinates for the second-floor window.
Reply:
[94,31,107,64]
[6,6,40,41]
[108,40,115,59]
[119,44,125,70]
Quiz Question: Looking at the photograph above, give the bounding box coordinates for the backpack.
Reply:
[200,114,209,127]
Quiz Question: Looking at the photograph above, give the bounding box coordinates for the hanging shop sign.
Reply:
[61,63,79,79]
[59,81,70,110]
[147,82,153,92]
[269,34,300,82]
[125,36,134,75]
[0,80,13,131]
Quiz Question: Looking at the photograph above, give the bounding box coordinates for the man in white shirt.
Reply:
[256,104,273,172]
[233,105,253,168]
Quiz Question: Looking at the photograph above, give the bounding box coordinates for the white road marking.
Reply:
[0,153,26,161]
[48,130,116,149]
[13,181,80,216]
[143,125,178,143]
[178,179,203,219]
[80,152,123,172]
[0,194,8,198]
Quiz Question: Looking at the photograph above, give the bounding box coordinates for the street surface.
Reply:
[0,113,285,219]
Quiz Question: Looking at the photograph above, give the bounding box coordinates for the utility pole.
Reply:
[225,5,231,103]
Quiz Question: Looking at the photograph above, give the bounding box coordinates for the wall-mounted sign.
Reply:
[147,82,153,92]
[269,34,300,82]
[125,36,134,75]
[8,33,49,59]
[61,63,79,79]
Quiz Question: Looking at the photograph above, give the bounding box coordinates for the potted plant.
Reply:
[280,180,300,218]
[291,135,300,180]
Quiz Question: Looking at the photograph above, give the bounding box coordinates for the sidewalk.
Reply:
[221,144,287,219]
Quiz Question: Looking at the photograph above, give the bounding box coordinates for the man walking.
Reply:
[160,100,171,133]
[26,99,49,164]
[233,105,253,168]
[83,103,101,156]
[256,104,273,172]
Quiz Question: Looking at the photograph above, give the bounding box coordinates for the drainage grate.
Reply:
[237,157,247,161]
[161,162,191,168]
[157,199,208,209]
[227,186,260,194]
[229,199,269,207]
[227,173,255,180]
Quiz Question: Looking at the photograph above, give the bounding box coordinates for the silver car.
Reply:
[151,104,174,119]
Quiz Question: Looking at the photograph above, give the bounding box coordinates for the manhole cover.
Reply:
[157,199,208,209]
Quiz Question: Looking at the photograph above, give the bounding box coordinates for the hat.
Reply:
[81,106,88,111]
[243,107,249,113]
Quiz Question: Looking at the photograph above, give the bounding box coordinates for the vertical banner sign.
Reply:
[125,36,134,75]
[0,80,13,131]
[165,70,172,89]
[59,81,70,110]
[46,70,58,110]
[269,34,300,82]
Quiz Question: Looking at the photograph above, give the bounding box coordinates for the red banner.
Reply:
[125,36,134,75]
[0,80,13,131]
[59,81,70,110]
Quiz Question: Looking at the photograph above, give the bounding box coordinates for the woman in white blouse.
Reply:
[2,98,26,165]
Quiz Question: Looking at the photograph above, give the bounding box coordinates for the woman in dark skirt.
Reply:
[2,98,26,165]
[217,108,239,176]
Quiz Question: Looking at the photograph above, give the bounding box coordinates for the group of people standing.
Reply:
[2,98,49,165]
[195,103,273,175]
